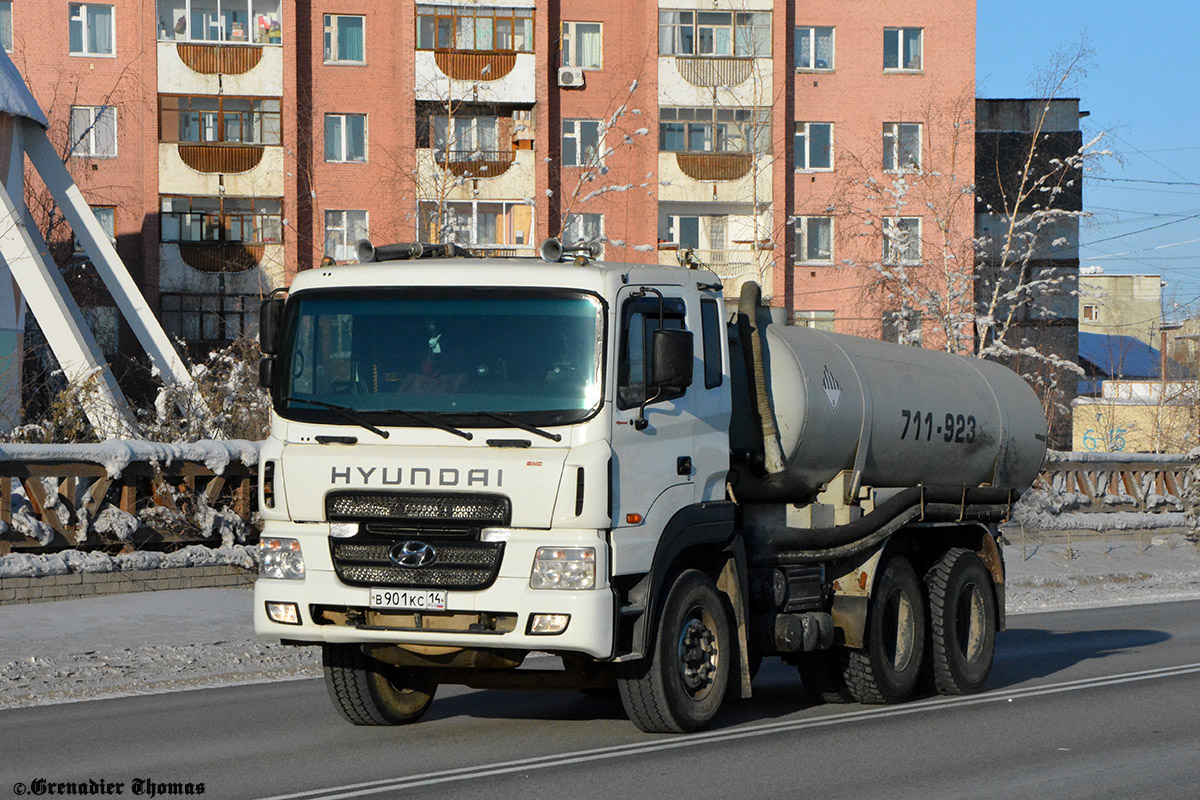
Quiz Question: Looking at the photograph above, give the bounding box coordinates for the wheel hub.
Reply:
[678,615,719,694]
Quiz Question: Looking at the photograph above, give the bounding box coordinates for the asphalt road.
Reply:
[3,600,1199,800]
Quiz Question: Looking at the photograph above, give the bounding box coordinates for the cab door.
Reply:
[610,287,697,553]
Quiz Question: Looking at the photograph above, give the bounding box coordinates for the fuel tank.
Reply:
[728,313,1048,504]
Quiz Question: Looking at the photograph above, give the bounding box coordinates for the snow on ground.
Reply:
[0,528,1197,711]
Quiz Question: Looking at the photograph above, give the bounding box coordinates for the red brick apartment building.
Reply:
[2,0,974,353]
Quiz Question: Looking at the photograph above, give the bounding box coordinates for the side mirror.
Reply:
[260,298,285,355]
[651,328,694,390]
[258,357,274,389]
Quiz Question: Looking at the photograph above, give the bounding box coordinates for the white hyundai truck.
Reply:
[254,241,1046,733]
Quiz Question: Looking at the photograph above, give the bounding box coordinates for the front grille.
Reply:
[326,491,510,526]
[331,538,504,589]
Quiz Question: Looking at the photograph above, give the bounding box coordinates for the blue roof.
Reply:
[0,48,47,128]
[1078,332,1190,380]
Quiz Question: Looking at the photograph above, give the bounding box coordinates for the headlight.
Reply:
[260,537,305,580]
[530,547,595,590]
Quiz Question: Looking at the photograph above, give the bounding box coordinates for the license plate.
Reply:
[369,588,447,610]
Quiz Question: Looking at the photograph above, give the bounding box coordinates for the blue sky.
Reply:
[977,1,1200,321]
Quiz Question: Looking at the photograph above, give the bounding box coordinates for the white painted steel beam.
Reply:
[0,133,136,439]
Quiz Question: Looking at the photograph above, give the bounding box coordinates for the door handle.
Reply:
[677,456,692,476]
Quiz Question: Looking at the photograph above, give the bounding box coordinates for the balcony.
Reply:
[673,56,755,87]
[675,153,754,181]
[177,144,264,174]
[433,50,517,81]
[415,51,536,104]
[158,42,284,96]
[176,43,264,74]
[433,150,516,178]
[177,242,265,273]
[415,149,534,201]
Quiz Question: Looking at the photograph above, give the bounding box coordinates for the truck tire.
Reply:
[842,556,926,704]
[617,570,732,733]
[323,643,437,725]
[924,547,997,695]
[796,649,854,704]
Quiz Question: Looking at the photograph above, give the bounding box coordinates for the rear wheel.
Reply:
[617,570,732,733]
[323,644,437,725]
[843,556,926,704]
[925,547,997,695]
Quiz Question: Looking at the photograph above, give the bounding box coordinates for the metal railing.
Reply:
[1033,451,1197,513]
[0,441,259,554]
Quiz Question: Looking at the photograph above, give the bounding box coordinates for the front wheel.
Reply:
[617,570,733,733]
[925,548,997,695]
[323,644,437,725]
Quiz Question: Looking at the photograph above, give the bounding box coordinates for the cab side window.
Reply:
[617,297,687,409]
[700,298,723,389]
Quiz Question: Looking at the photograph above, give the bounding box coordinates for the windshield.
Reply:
[277,289,605,426]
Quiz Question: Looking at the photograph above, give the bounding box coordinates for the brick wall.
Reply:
[0,566,257,606]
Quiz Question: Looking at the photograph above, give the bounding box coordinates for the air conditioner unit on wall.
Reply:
[558,67,585,88]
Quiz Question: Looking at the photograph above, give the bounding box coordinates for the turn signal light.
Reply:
[625,513,643,524]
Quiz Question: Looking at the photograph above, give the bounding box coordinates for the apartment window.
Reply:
[795,310,835,332]
[563,213,603,248]
[325,114,367,162]
[665,215,726,251]
[0,2,12,51]
[156,0,282,45]
[561,22,601,69]
[324,14,364,63]
[794,217,832,264]
[1082,304,1099,321]
[562,119,601,167]
[161,196,283,244]
[794,26,833,70]
[659,11,770,57]
[418,200,533,248]
[162,292,259,343]
[69,4,114,55]
[324,210,368,261]
[431,115,500,160]
[883,217,921,264]
[883,307,922,345]
[69,106,117,158]
[883,122,921,171]
[660,107,770,154]
[160,96,281,144]
[73,206,116,255]
[416,5,533,53]
[883,27,922,71]
[794,122,832,171]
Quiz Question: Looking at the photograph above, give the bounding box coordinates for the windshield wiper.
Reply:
[284,397,475,441]
[283,396,389,440]
[475,412,562,442]
[380,409,474,441]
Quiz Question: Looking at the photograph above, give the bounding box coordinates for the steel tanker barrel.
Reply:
[728,311,1047,504]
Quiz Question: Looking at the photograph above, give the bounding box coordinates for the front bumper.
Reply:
[253,524,615,659]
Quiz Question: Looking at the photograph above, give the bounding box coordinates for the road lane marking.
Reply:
[256,661,1200,800]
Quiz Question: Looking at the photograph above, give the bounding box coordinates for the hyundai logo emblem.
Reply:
[389,541,437,568]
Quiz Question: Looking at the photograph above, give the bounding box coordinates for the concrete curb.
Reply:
[0,566,256,605]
